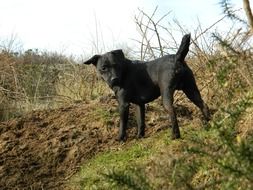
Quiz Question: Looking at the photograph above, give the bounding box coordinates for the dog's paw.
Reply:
[171,132,181,140]
[117,135,126,142]
[137,131,145,139]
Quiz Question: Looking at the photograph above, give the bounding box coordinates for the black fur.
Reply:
[84,34,210,141]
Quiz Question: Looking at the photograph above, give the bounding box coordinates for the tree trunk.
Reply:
[243,0,253,33]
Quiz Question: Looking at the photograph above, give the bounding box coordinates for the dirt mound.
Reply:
[0,98,119,189]
[0,97,195,189]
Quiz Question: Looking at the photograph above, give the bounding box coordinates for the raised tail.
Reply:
[176,33,191,62]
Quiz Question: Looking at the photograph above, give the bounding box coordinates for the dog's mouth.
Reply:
[110,78,120,87]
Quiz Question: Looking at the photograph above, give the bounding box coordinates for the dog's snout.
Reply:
[110,77,120,87]
[111,77,119,83]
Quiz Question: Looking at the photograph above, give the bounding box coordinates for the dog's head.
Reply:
[83,49,126,88]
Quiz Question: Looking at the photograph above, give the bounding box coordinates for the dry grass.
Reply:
[0,49,112,121]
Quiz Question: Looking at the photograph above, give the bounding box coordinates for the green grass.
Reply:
[71,131,172,189]
[93,106,119,125]
[70,122,208,189]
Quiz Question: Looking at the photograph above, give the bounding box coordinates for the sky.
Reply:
[0,0,243,56]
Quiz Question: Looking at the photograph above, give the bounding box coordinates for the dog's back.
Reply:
[138,34,191,88]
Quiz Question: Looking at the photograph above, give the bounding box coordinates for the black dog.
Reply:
[84,34,210,141]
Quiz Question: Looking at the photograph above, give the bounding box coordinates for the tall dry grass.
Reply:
[0,48,110,121]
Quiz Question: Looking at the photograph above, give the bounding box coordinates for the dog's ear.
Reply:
[110,49,125,59]
[83,55,101,66]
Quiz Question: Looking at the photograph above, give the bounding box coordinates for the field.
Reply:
[1,9,253,190]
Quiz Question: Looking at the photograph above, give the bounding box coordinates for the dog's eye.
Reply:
[101,66,107,71]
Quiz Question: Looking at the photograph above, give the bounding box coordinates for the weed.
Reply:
[93,106,119,126]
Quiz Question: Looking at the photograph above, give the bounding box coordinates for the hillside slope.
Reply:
[0,95,199,190]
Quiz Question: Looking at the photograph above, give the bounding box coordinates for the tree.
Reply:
[220,0,253,34]
[243,0,253,33]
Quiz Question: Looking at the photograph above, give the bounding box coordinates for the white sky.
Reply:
[0,0,243,56]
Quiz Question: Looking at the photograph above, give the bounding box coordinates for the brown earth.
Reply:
[0,96,197,190]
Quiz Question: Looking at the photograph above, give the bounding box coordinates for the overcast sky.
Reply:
[0,0,243,56]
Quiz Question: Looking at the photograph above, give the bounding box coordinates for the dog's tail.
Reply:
[176,33,191,62]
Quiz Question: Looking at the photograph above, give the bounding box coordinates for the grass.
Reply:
[0,49,110,121]
[93,106,119,126]
[70,122,207,189]
[71,131,169,189]
[69,89,253,190]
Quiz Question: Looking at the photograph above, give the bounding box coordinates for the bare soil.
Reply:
[0,96,196,190]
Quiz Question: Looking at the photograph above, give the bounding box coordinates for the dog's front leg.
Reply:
[118,101,130,141]
[136,104,145,138]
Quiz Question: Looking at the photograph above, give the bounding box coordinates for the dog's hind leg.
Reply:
[182,80,210,122]
[162,88,181,139]
[136,104,145,138]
